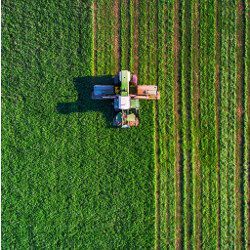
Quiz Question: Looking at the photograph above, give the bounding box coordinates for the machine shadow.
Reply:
[57,75,115,127]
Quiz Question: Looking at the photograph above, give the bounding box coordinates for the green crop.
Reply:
[2,0,248,249]
[199,0,218,248]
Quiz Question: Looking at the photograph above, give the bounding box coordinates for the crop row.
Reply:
[190,0,202,248]
[199,0,218,248]
[157,1,176,248]
[218,0,239,248]
[180,0,194,248]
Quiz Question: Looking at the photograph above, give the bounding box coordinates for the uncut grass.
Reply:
[2,0,155,248]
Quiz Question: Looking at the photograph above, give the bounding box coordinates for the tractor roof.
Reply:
[119,70,130,96]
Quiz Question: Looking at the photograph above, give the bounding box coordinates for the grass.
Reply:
[190,0,202,248]
[180,0,193,248]
[199,0,218,248]
[2,0,248,248]
[2,0,155,248]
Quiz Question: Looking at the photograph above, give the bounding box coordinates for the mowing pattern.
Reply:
[2,0,249,248]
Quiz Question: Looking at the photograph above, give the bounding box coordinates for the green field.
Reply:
[2,0,249,248]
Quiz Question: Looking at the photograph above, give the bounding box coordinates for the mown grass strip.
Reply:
[147,1,160,248]
[157,1,167,248]
[190,0,202,248]
[180,0,193,248]
[129,0,134,71]
[93,1,97,75]
[157,1,176,248]
[199,0,218,248]
[219,0,237,248]
[132,0,139,74]
[164,2,176,247]
[219,0,230,247]
[120,0,129,69]
[113,0,120,72]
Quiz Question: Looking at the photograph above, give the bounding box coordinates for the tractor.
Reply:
[92,70,160,128]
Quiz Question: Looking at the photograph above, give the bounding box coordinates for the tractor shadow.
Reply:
[56,75,114,127]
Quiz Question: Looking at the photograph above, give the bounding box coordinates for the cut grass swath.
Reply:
[190,0,202,248]
[164,1,176,247]
[147,1,161,248]
[120,0,129,69]
[199,0,218,248]
[157,0,175,248]
[219,0,229,247]
[180,0,193,248]
[157,1,167,247]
